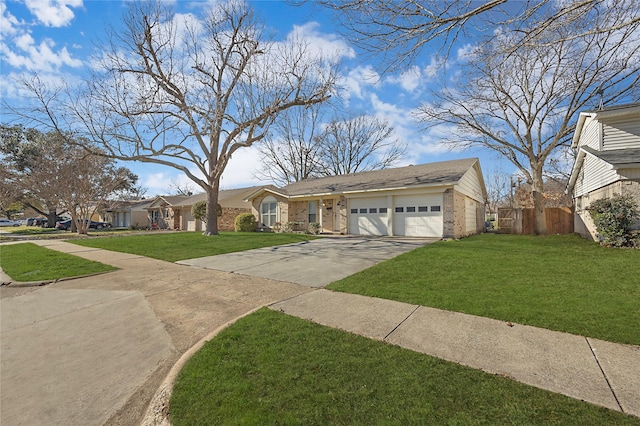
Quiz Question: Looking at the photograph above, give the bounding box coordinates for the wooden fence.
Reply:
[498,207,574,235]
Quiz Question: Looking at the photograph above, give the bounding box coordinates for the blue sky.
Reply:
[1,0,511,196]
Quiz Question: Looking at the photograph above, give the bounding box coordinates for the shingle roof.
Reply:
[277,158,479,197]
[178,186,265,206]
[582,146,640,168]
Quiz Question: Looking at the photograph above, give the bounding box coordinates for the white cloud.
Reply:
[339,65,380,101]
[456,43,479,61]
[424,55,444,79]
[1,36,82,71]
[0,3,83,75]
[137,145,264,197]
[386,65,421,93]
[0,3,22,39]
[24,0,83,27]
[221,146,268,188]
[287,22,355,62]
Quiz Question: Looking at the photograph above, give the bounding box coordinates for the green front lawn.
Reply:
[70,231,320,262]
[0,243,117,282]
[328,234,640,345]
[170,309,639,425]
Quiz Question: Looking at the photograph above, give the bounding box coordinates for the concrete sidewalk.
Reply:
[270,289,640,418]
[1,240,311,426]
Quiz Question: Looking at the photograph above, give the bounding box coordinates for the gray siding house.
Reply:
[567,103,640,240]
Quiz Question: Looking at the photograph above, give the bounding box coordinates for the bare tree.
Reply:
[255,103,325,186]
[17,1,337,235]
[318,114,406,175]
[311,1,640,71]
[169,180,196,197]
[484,167,511,216]
[418,1,640,234]
[309,0,510,70]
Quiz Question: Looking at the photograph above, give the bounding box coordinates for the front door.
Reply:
[173,211,181,230]
[322,199,334,233]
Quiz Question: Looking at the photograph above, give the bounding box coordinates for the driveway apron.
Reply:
[1,240,311,426]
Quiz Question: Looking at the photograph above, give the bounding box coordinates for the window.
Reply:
[308,201,317,223]
[151,210,159,223]
[379,207,388,213]
[359,208,367,213]
[164,208,170,219]
[261,196,278,227]
[350,208,358,214]
[406,206,416,213]
[431,205,441,212]
[418,206,428,212]
[395,207,404,213]
[369,208,377,213]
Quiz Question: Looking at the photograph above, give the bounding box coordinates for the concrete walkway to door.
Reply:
[178,236,437,287]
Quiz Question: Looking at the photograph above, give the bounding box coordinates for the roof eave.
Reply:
[571,112,592,148]
[243,187,288,201]
[286,181,461,198]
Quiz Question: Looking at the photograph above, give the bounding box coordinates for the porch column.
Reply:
[319,197,323,230]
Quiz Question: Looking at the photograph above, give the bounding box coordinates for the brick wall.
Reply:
[443,189,482,238]
[219,207,251,231]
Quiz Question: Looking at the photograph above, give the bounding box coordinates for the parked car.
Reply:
[0,219,21,227]
[27,217,48,227]
[55,219,112,231]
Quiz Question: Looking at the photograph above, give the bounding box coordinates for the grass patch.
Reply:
[3,226,61,235]
[328,234,640,345]
[171,309,639,425]
[0,243,117,282]
[70,231,320,262]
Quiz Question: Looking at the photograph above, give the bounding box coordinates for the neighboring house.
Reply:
[145,195,190,229]
[567,103,640,240]
[170,186,262,231]
[103,199,156,228]
[245,158,487,238]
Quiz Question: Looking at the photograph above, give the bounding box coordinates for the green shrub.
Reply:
[191,201,222,223]
[308,222,320,234]
[234,213,257,232]
[586,194,640,247]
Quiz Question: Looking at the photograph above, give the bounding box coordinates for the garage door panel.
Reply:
[348,194,444,237]
[394,194,443,238]
[349,198,388,236]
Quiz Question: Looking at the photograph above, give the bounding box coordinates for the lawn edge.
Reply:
[140,306,266,426]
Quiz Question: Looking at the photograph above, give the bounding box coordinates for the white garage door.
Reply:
[349,197,389,235]
[393,194,443,237]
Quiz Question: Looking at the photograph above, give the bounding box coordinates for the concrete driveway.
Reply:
[178,236,436,287]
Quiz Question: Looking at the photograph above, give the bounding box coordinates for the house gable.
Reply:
[568,103,640,240]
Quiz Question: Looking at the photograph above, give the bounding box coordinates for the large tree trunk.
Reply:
[47,209,58,229]
[204,179,220,236]
[531,164,548,235]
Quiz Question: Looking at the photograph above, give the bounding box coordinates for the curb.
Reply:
[139,306,266,426]
[0,270,117,288]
